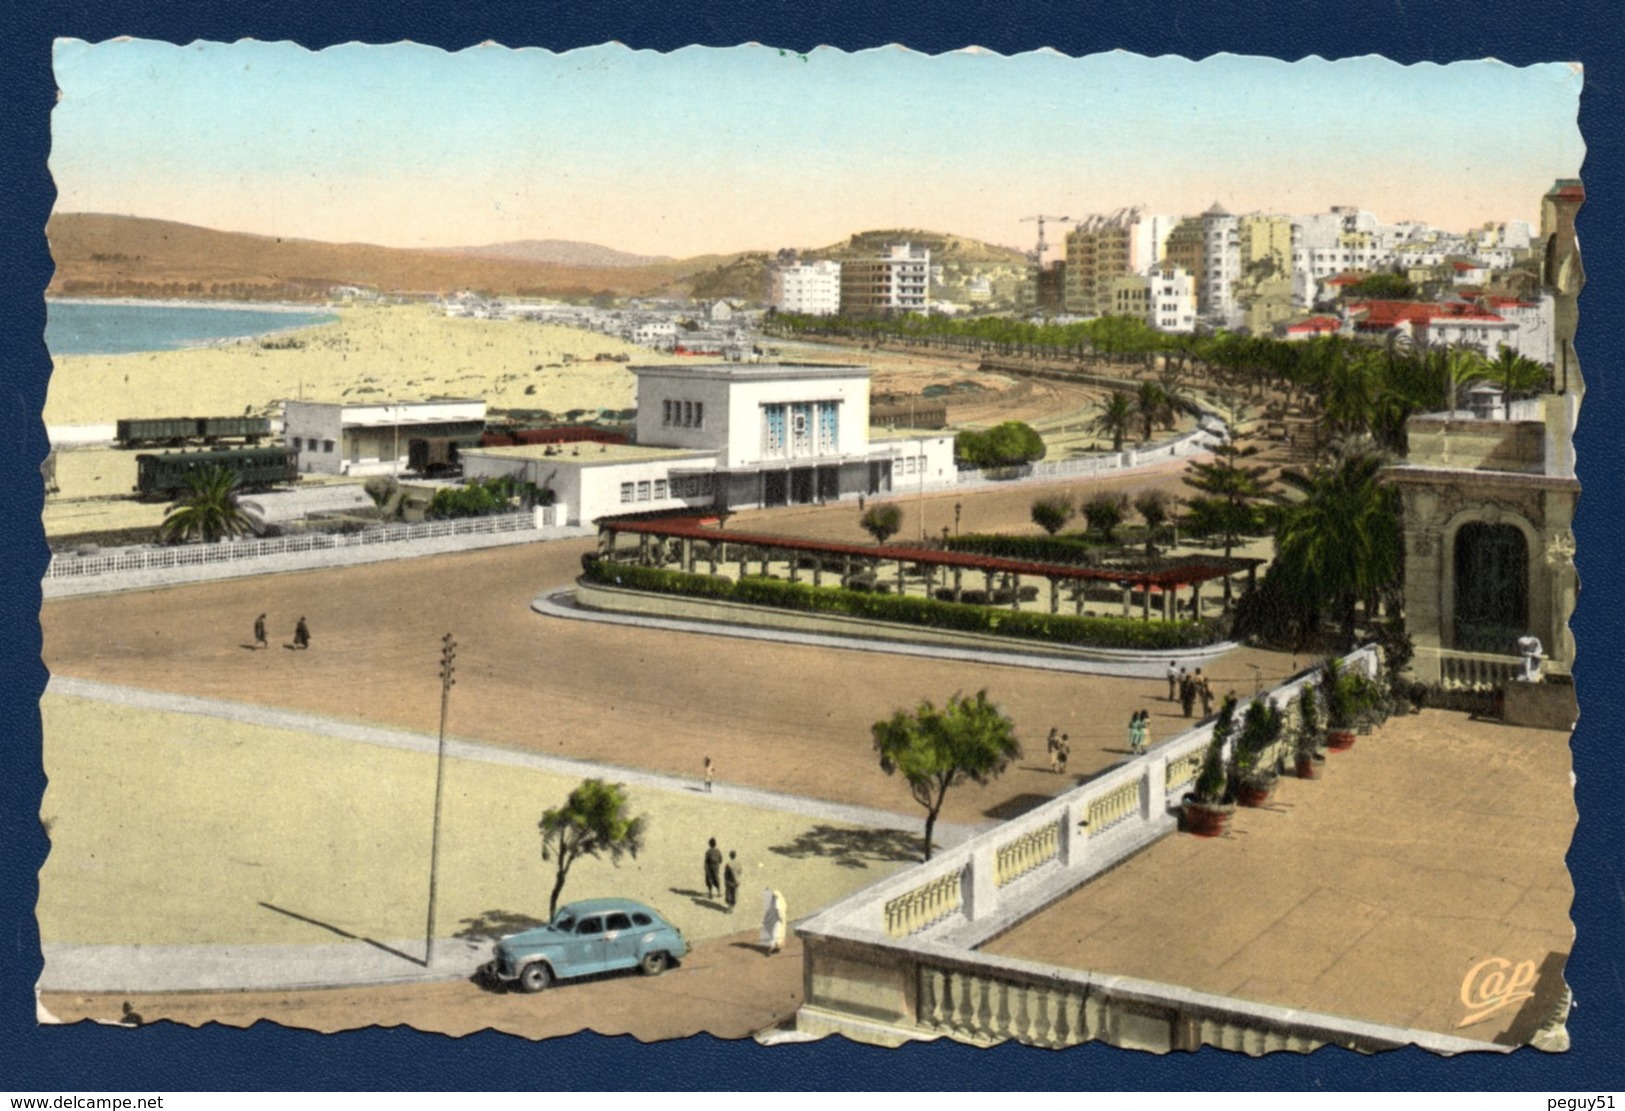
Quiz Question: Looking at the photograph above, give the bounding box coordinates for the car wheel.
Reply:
[640,950,669,977]
[518,962,553,993]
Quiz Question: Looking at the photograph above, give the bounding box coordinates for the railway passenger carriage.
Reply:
[134,446,299,500]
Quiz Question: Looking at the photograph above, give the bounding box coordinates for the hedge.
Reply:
[581,559,1220,650]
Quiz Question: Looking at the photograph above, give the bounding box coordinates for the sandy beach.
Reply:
[44,303,686,428]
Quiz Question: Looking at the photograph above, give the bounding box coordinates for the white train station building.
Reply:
[460,362,955,526]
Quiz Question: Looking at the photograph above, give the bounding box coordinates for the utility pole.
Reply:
[425,633,456,967]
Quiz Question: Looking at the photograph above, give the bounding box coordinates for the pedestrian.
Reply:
[253,613,267,650]
[703,837,723,901]
[1180,674,1196,718]
[293,616,310,650]
[704,755,714,793]
[1166,661,1178,701]
[1133,710,1149,755]
[759,888,788,954]
[1045,726,1060,754]
[1056,734,1070,777]
[1050,737,1063,773]
[858,494,866,513]
[1126,711,1141,755]
[1200,675,1214,717]
[723,851,740,913]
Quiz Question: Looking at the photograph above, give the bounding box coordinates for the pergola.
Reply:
[596,515,1261,622]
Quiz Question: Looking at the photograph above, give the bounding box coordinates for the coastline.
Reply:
[47,296,335,313]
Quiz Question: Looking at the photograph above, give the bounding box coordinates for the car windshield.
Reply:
[552,913,575,933]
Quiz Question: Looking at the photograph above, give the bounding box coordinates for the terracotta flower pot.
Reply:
[1237,780,1276,808]
[1325,729,1356,751]
[1295,755,1320,780]
[1181,799,1235,837]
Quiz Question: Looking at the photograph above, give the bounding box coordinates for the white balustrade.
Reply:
[46,511,538,580]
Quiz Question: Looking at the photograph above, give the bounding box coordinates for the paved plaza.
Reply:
[983,710,1575,1045]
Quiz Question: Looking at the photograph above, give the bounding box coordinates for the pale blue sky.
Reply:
[50,40,1585,258]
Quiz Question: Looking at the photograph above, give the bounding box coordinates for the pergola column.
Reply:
[1049,577,1059,615]
[1163,585,1174,621]
[682,537,694,574]
[1142,587,1151,621]
[1122,585,1132,617]
[789,553,800,584]
[953,566,963,603]
[896,558,906,593]
[761,549,771,577]
[1191,581,1202,621]
[1010,573,1021,612]
[708,543,718,575]
[639,533,650,565]
[813,561,822,588]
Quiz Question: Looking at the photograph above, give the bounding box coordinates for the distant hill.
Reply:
[429,239,672,269]
[46,213,1029,304]
[804,229,1029,266]
[47,213,706,301]
[669,229,1029,304]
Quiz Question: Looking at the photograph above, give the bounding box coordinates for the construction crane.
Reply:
[1021,214,1073,267]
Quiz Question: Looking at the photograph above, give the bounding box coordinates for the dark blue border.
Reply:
[7,0,1619,1092]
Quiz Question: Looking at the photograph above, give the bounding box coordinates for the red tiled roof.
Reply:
[1348,300,1506,328]
[1285,315,1341,334]
[599,515,1252,589]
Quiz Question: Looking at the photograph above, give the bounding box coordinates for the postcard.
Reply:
[36,41,1582,1056]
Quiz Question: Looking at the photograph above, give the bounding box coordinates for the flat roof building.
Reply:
[460,362,954,526]
[282,398,486,477]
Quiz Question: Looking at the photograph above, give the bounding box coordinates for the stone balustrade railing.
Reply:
[793,647,1423,1055]
[1435,648,1522,690]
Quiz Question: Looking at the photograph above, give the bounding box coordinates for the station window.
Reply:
[663,400,674,426]
[653,479,668,499]
[637,480,651,501]
[322,440,334,453]
[620,482,635,503]
[694,402,704,428]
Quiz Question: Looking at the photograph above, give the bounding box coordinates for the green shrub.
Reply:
[581,560,1221,650]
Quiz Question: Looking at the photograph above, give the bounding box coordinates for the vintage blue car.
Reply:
[483,898,689,992]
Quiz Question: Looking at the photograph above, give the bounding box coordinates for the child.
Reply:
[704,755,715,793]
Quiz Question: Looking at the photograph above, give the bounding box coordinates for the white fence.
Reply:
[45,511,538,580]
[954,426,1221,490]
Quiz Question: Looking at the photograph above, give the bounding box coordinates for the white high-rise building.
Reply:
[840,243,931,317]
[771,260,843,316]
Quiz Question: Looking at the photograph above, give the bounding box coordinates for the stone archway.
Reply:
[1443,509,1538,655]
[1453,522,1528,653]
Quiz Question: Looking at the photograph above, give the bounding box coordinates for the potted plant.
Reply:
[1182,694,1238,836]
[1321,658,1376,751]
[1291,684,1324,779]
[1233,697,1283,807]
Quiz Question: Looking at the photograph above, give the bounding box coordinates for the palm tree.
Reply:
[1089,391,1135,453]
[159,465,263,544]
[1270,453,1402,649]
[1484,345,1551,396]
[1134,380,1170,443]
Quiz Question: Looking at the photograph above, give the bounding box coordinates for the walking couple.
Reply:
[703,837,741,912]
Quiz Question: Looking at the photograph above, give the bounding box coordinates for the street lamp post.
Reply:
[425,633,456,967]
[954,500,962,537]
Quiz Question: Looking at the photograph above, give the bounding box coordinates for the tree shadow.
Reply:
[766,824,923,869]
[983,793,1055,821]
[453,908,550,942]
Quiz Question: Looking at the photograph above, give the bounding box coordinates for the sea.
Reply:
[46,300,338,356]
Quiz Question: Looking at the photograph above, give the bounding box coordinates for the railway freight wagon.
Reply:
[407,436,483,476]
[117,416,272,448]
[135,446,299,500]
